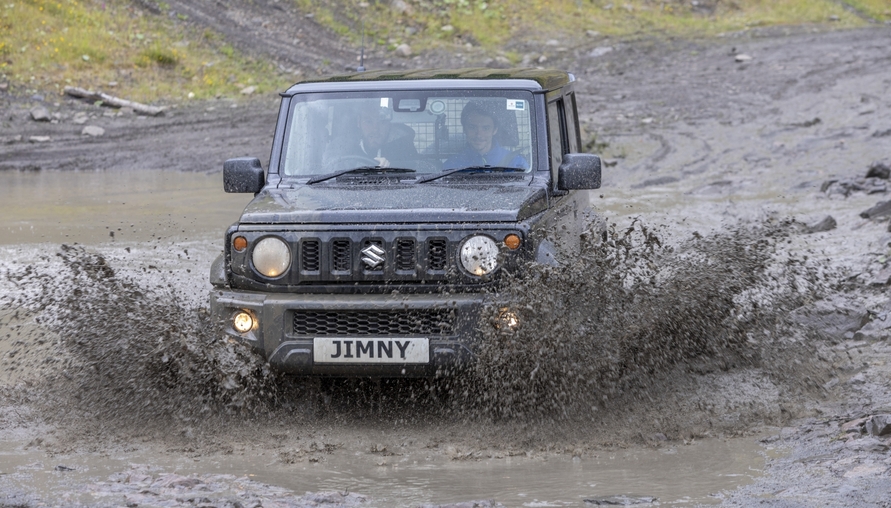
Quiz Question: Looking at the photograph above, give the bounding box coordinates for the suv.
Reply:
[210,68,602,377]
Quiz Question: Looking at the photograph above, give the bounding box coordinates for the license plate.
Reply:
[313,338,429,364]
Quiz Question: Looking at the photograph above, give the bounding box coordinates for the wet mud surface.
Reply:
[2,22,891,508]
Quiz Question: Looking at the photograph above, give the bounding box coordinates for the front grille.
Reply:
[301,240,320,271]
[332,239,351,272]
[293,309,456,336]
[396,238,416,271]
[428,239,447,271]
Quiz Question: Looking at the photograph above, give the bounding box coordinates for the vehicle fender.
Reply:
[535,239,560,267]
[210,252,227,287]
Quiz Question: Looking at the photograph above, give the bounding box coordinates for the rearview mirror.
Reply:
[557,153,601,190]
[223,157,265,193]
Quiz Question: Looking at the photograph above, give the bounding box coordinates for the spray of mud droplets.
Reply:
[2,244,287,427]
[457,219,829,424]
[1,220,830,442]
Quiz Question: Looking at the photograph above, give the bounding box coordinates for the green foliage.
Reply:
[299,0,869,54]
[138,45,179,67]
[0,0,292,101]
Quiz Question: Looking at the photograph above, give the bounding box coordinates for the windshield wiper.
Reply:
[306,167,416,185]
[416,166,525,184]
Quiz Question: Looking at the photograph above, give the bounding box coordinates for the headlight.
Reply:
[232,310,255,333]
[252,237,291,278]
[459,235,499,276]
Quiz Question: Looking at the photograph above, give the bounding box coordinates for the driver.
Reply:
[325,102,418,168]
[444,101,527,170]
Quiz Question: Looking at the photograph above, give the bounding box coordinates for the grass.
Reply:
[303,0,881,53]
[1,0,885,103]
[0,0,292,103]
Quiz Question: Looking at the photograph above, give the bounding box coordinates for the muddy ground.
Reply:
[1,8,891,507]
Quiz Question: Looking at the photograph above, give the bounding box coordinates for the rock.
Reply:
[735,54,753,62]
[805,215,836,233]
[390,0,411,14]
[395,43,412,57]
[29,106,51,122]
[589,46,613,58]
[869,266,891,286]
[867,162,891,180]
[865,415,891,437]
[240,85,257,95]
[28,136,51,143]
[81,125,105,137]
[73,113,89,125]
[843,464,888,478]
[860,200,891,219]
[824,177,887,197]
[441,24,454,32]
[0,82,8,91]
[789,297,869,339]
[844,436,889,453]
[586,30,601,37]
[841,417,868,434]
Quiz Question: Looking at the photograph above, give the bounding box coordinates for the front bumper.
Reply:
[209,288,493,377]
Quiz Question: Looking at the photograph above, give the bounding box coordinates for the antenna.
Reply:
[357,3,367,72]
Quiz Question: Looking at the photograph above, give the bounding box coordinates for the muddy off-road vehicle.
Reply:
[210,68,602,377]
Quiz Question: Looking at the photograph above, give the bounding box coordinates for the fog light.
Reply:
[232,310,255,333]
[496,308,520,330]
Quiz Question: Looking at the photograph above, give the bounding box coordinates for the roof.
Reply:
[291,68,573,91]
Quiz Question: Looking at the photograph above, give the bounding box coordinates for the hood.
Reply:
[238,180,549,224]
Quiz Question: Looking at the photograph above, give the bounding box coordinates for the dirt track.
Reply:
[1,11,891,507]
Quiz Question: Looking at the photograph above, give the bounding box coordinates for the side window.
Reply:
[547,99,568,180]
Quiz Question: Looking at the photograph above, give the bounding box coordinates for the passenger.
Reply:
[443,101,528,170]
[324,103,418,169]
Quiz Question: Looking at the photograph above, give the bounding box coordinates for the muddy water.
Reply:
[0,169,781,506]
[0,431,770,506]
[0,169,249,246]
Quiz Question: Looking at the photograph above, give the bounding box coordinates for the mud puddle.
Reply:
[0,169,249,246]
[0,169,830,507]
[0,432,771,506]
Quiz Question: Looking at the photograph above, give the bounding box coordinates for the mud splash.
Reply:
[464,220,829,424]
[2,245,284,425]
[1,220,829,442]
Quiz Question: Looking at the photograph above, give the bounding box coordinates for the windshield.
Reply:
[281,90,536,177]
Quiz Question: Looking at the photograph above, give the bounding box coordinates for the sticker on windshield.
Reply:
[506,99,525,111]
[380,97,390,108]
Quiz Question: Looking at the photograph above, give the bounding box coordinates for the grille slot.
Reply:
[428,239,447,271]
[332,239,351,272]
[396,239,416,271]
[301,240,320,272]
[293,310,455,336]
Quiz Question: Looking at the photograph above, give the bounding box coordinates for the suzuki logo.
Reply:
[361,243,385,270]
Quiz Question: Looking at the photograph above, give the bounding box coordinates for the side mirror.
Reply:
[223,157,265,193]
[557,153,601,190]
